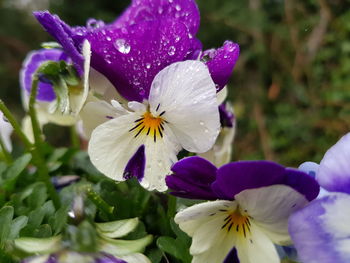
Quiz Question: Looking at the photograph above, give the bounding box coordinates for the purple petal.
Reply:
[219,103,235,128]
[123,145,145,181]
[298,161,319,178]
[20,48,68,101]
[114,0,200,36]
[166,156,218,200]
[317,133,350,194]
[289,193,350,263]
[34,11,84,74]
[86,19,192,101]
[203,41,240,92]
[96,253,127,263]
[212,161,319,201]
[223,247,240,263]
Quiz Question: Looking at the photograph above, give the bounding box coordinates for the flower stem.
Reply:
[28,75,44,154]
[28,75,61,209]
[70,125,80,149]
[86,188,115,219]
[167,195,177,218]
[0,100,32,150]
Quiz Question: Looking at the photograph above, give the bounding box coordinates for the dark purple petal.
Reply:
[20,48,68,101]
[289,193,350,263]
[86,19,192,101]
[34,11,84,74]
[317,133,350,194]
[212,161,319,201]
[219,103,235,128]
[185,37,202,60]
[114,0,200,36]
[166,156,218,200]
[282,168,319,201]
[203,41,240,92]
[223,247,240,263]
[123,145,145,181]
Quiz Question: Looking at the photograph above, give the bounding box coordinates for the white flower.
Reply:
[175,185,309,263]
[86,60,220,191]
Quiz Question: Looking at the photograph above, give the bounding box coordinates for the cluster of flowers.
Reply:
[1,0,347,262]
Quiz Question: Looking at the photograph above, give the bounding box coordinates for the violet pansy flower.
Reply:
[34,0,239,102]
[166,157,319,263]
[289,133,350,263]
[87,60,220,191]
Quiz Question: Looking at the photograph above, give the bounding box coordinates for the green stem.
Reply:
[28,75,44,153]
[0,100,32,150]
[86,188,115,219]
[167,195,177,218]
[70,125,80,149]
[0,137,13,164]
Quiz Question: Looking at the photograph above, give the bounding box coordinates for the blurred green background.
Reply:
[1,0,349,166]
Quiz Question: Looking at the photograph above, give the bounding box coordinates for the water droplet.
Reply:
[106,36,112,41]
[175,36,181,42]
[175,4,181,11]
[114,39,131,54]
[168,46,176,56]
[169,0,173,3]
[227,45,236,52]
[158,7,163,14]
[204,128,209,133]
[157,160,163,167]
[199,121,204,126]
[146,63,151,69]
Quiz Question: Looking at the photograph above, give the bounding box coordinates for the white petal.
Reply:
[0,111,13,152]
[235,185,308,245]
[89,68,126,104]
[199,126,235,167]
[80,101,123,138]
[88,112,180,191]
[140,127,180,191]
[148,60,220,153]
[119,253,151,263]
[175,200,237,236]
[235,222,280,263]
[128,101,147,113]
[88,113,144,182]
[14,236,62,254]
[99,235,152,256]
[217,86,228,105]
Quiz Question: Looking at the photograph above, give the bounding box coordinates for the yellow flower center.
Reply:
[222,209,251,238]
[129,111,166,142]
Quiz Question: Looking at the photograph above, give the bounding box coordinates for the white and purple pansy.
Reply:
[87,60,220,191]
[166,156,319,263]
[33,0,239,102]
[289,132,350,263]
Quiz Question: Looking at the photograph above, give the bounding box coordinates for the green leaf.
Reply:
[96,218,139,239]
[37,61,61,76]
[2,154,31,191]
[0,206,14,244]
[27,183,47,210]
[33,224,52,238]
[14,236,62,254]
[157,236,192,263]
[50,204,69,235]
[8,216,28,240]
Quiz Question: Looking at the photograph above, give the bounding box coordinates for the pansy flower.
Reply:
[20,41,91,138]
[33,0,239,102]
[87,60,220,191]
[289,132,350,263]
[0,111,13,153]
[166,156,319,263]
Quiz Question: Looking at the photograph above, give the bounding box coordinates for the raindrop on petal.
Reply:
[114,39,131,54]
[168,46,176,56]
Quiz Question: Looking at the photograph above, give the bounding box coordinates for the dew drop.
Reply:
[114,39,131,54]
[175,4,181,11]
[158,7,163,14]
[199,121,204,126]
[146,63,151,69]
[168,46,176,56]
[106,36,112,41]
[175,36,181,42]
[169,0,173,3]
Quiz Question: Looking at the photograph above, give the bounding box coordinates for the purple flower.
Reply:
[34,0,239,102]
[20,48,69,102]
[289,133,350,263]
[166,157,319,262]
